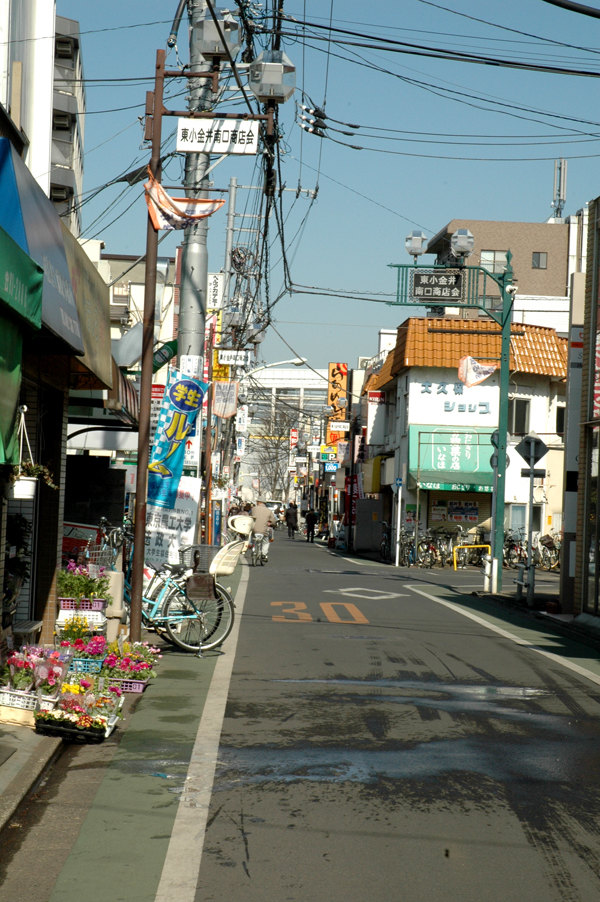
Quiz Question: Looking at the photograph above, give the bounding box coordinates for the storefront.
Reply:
[0,138,111,644]
[407,425,494,532]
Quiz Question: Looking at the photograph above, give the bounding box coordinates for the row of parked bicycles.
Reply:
[380,523,561,571]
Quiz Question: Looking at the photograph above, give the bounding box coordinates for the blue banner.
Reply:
[147,369,208,509]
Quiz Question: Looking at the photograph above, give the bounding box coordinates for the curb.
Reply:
[0,732,62,835]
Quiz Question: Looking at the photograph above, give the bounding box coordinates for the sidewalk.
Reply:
[0,562,245,849]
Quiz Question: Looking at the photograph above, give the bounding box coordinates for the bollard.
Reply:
[483,554,492,592]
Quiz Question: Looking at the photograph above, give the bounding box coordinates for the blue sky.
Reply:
[57,1,600,368]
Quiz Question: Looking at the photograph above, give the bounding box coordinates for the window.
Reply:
[480,250,508,274]
[508,398,530,434]
[532,252,547,270]
[556,404,565,435]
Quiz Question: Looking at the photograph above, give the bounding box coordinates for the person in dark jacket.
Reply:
[284,503,298,538]
[305,508,318,543]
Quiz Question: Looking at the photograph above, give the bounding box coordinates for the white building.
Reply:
[357,316,567,551]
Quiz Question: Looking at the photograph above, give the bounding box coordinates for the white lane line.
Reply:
[154,568,249,902]
[408,584,600,688]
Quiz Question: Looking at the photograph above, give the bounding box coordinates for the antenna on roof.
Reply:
[552,159,567,219]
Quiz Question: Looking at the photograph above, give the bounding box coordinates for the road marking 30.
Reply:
[271,601,368,624]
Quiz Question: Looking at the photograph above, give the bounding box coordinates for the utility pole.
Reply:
[178,0,213,378]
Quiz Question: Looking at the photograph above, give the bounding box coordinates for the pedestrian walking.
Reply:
[305,507,318,543]
[284,502,298,538]
[250,499,277,562]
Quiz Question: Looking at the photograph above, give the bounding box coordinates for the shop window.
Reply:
[508,398,530,434]
[556,404,565,435]
[532,252,547,270]
[509,504,541,533]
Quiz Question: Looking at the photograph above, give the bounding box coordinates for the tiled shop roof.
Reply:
[365,318,567,391]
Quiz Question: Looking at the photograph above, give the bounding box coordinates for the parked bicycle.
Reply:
[114,514,252,655]
[380,521,392,563]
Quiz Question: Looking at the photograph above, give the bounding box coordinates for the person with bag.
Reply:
[284,502,298,539]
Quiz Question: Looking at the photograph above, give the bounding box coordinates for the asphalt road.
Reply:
[198,541,600,902]
[2,538,600,902]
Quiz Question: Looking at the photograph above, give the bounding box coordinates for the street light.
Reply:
[240,357,307,379]
[388,231,514,591]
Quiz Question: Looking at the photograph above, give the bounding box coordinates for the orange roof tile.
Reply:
[365,318,566,391]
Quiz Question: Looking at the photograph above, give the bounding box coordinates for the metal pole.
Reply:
[526,438,536,607]
[178,0,212,376]
[492,256,514,593]
[130,50,165,643]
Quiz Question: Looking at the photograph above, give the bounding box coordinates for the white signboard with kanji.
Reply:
[176,118,260,154]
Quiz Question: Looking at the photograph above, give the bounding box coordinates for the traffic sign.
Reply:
[515,433,548,465]
[395,477,403,488]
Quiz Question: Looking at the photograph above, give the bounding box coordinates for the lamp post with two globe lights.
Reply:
[389,229,515,591]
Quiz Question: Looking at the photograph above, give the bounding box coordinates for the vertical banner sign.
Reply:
[147,368,208,509]
[290,427,299,449]
[327,362,348,445]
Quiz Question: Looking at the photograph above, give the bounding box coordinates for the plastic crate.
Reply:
[68,658,104,674]
[59,597,108,612]
[56,609,107,635]
[178,544,220,572]
[106,677,149,693]
[0,687,37,709]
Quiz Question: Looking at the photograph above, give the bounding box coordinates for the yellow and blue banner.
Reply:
[147,368,208,509]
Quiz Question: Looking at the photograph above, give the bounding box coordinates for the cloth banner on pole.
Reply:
[458,355,498,388]
[144,169,225,231]
[147,368,209,509]
[213,381,238,418]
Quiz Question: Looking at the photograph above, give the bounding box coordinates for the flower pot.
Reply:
[9,476,37,500]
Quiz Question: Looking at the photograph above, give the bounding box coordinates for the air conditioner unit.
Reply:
[357,357,370,369]
[50,185,71,202]
[55,37,75,59]
[53,112,72,130]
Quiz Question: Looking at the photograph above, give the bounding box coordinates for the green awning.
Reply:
[408,425,494,493]
[0,316,23,464]
[0,224,43,328]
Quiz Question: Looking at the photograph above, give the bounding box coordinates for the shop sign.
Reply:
[176,118,260,154]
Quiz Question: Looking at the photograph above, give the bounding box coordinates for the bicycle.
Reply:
[121,515,252,654]
[380,521,392,563]
[247,533,264,566]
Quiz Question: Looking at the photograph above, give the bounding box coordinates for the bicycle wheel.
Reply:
[417,541,434,568]
[163,583,235,652]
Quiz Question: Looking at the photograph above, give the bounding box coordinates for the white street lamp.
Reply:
[240,357,307,379]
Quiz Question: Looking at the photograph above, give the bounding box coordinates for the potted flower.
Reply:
[59,635,108,674]
[100,651,156,691]
[34,680,123,742]
[56,561,112,610]
[32,650,68,698]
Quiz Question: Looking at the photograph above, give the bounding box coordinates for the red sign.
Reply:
[290,428,299,449]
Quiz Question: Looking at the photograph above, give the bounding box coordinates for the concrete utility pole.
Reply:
[178,0,213,376]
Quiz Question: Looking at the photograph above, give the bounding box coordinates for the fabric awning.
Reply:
[0,138,84,354]
[408,425,494,493]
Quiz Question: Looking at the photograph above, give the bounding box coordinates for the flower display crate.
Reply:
[34,713,120,743]
[56,609,107,637]
[68,658,105,674]
[105,677,149,694]
[58,597,108,612]
[0,688,58,727]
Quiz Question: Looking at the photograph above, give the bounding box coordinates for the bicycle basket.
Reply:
[539,534,555,549]
[179,544,221,572]
[86,543,115,568]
